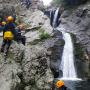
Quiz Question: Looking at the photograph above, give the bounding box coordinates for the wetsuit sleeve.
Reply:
[11,23,18,36]
[0,26,3,31]
[12,23,16,29]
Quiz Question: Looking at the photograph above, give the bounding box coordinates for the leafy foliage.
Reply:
[51,0,63,6]
[39,29,51,40]
[51,0,88,6]
[29,29,51,45]
[75,43,84,60]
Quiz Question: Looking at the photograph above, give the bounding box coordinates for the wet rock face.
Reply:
[59,5,90,78]
[74,38,90,78]
[67,0,88,5]
[60,7,90,54]
[50,31,64,78]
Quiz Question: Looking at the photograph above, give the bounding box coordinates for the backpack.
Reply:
[4,31,13,40]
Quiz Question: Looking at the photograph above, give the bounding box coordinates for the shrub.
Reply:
[39,29,51,40]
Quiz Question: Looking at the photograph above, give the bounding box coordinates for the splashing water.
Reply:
[61,33,77,78]
[53,8,82,81]
[60,32,81,81]
[53,8,60,28]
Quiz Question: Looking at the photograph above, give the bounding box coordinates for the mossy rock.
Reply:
[69,32,77,42]
[29,39,42,45]
[74,43,84,60]
[69,33,84,60]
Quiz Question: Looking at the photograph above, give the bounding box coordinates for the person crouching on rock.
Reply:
[1,16,17,56]
[15,24,26,46]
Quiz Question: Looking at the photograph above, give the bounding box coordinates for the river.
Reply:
[65,80,90,90]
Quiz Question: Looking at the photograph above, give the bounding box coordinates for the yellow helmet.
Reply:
[2,21,6,25]
[7,16,14,22]
[56,80,64,88]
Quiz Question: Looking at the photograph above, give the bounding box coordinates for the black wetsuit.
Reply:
[15,28,26,45]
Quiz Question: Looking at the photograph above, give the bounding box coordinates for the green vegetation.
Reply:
[39,31,50,40]
[51,0,63,6]
[69,33,84,60]
[51,0,88,7]
[69,33,85,60]
[29,28,51,45]
[39,28,51,40]
[70,33,77,43]
[74,43,84,60]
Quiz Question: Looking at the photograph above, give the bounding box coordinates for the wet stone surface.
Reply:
[65,80,90,90]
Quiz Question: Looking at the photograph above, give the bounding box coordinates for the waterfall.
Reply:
[52,8,81,80]
[60,32,77,79]
[52,8,77,78]
[53,8,60,28]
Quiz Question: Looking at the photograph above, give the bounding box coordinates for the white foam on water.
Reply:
[60,77,82,81]
[61,33,77,78]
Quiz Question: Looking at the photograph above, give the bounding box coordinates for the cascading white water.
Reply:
[60,32,77,79]
[52,8,82,80]
[53,8,60,28]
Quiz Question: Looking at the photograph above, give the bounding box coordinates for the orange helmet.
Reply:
[7,16,14,22]
[56,80,64,88]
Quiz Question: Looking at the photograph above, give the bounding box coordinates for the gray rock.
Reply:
[61,11,71,18]
[0,38,56,90]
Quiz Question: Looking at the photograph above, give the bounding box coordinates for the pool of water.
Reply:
[64,80,90,90]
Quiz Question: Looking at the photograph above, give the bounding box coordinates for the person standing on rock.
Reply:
[0,16,17,56]
[10,15,26,45]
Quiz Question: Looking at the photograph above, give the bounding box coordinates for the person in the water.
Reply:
[48,79,67,90]
[55,80,67,90]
